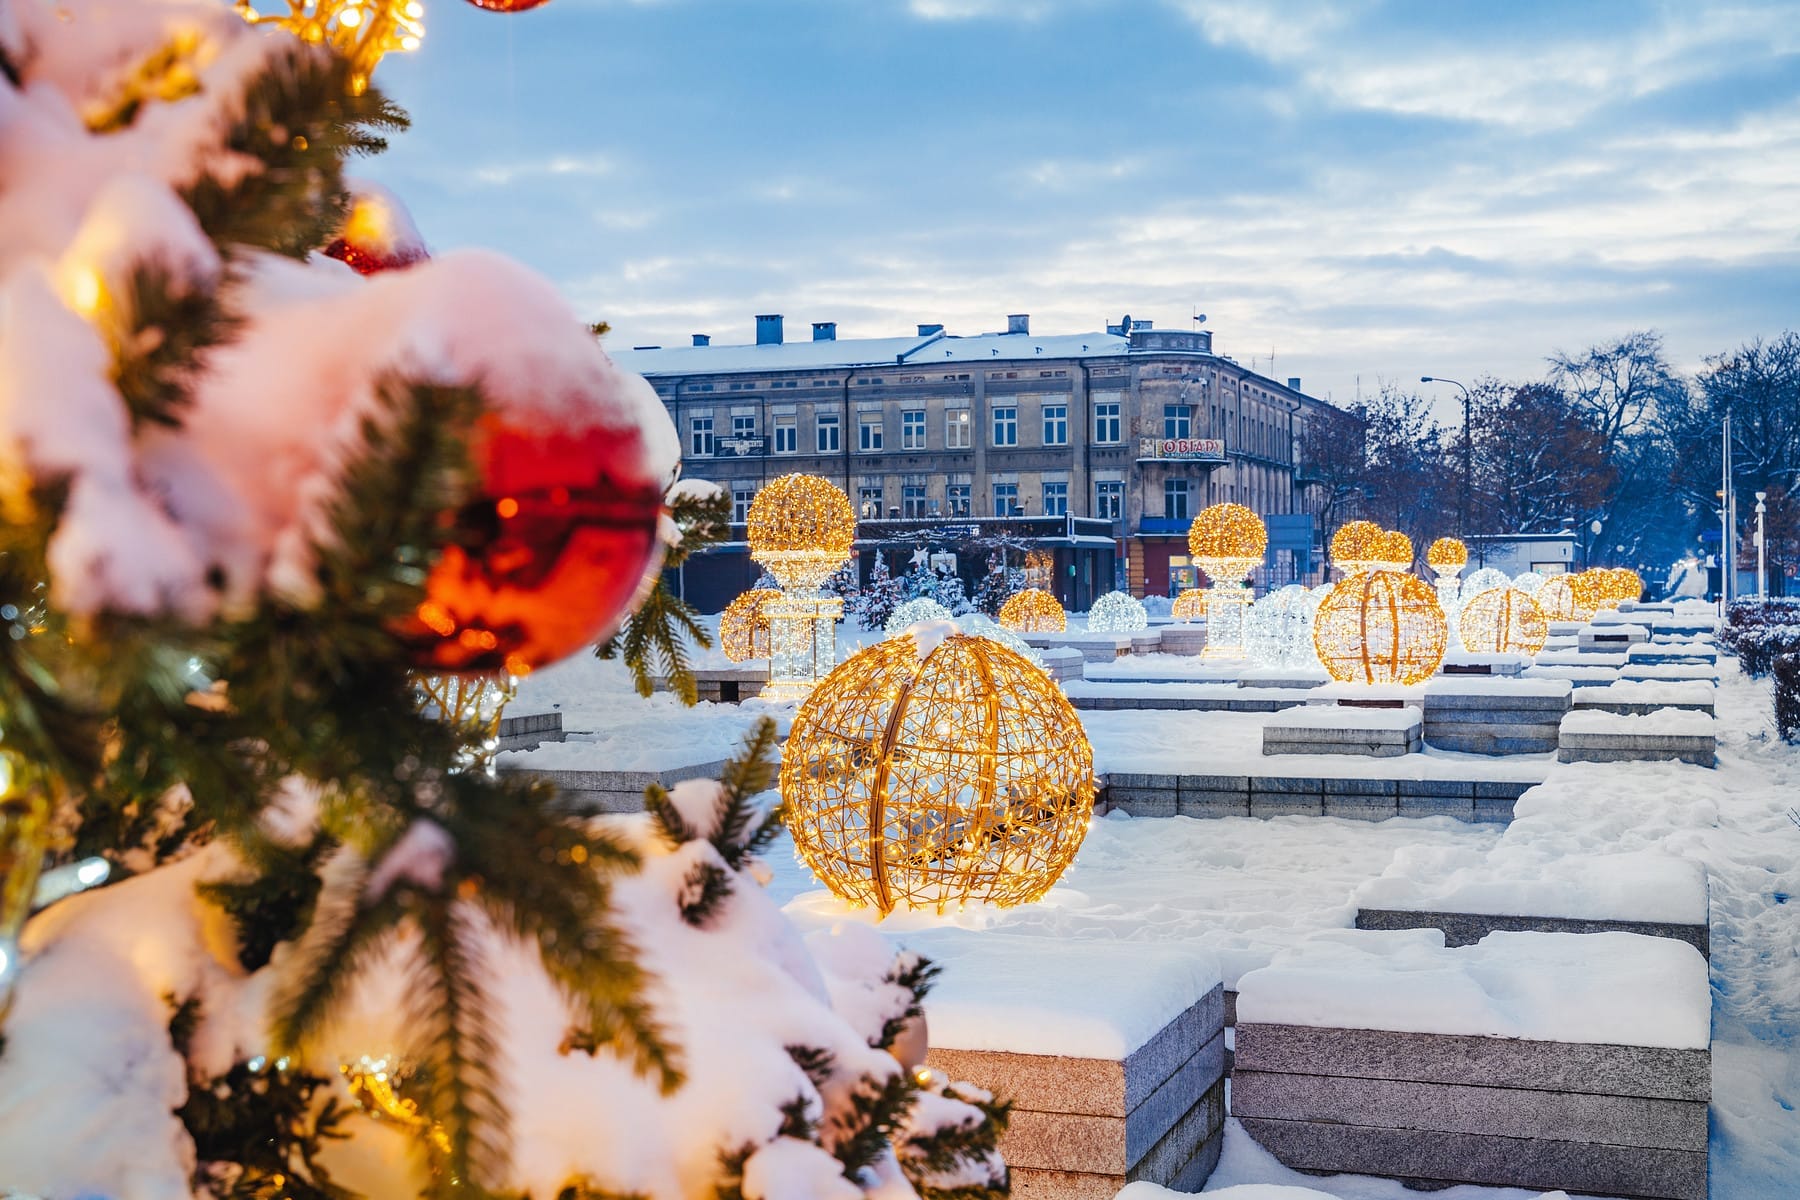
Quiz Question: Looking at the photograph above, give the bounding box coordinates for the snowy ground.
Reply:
[517,625,1800,1200]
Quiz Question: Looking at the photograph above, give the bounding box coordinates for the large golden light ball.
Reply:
[1312,570,1448,686]
[1535,574,1580,621]
[999,588,1066,632]
[1171,588,1208,623]
[1330,520,1385,570]
[1601,567,1644,606]
[1188,503,1269,563]
[719,588,781,662]
[1427,537,1468,570]
[1376,530,1415,568]
[746,473,855,559]
[1458,587,1549,656]
[1567,570,1606,619]
[781,633,1096,915]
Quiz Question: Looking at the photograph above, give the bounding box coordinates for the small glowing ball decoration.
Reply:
[1512,571,1546,595]
[1087,591,1148,632]
[1312,571,1448,686]
[999,588,1066,632]
[720,588,781,661]
[1330,520,1386,574]
[1171,588,1208,623]
[781,632,1096,915]
[1244,584,1321,669]
[1461,567,1511,599]
[1374,530,1414,569]
[1458,587,1549,656]
[884,597,953,637]
[1427,538,1469,577]
[1187,503,1268,582]
[747,473,855,590]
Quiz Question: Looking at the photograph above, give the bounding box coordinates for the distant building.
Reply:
[613,314,1359,611]
[1465,533,1577,577]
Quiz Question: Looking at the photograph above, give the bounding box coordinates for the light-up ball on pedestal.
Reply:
[1087,591,1148,633]
[1458,587,1549,656]
[1188,503,1268,658]
[1535,574,1580,621]
[780,632,1095,915]
[1330,520,1385,576]
[1427,538,1468,577]
[999,588,1066,632]
[1461,567,1511,600]
[747,473,855,700]
[1375,530,1415,570]
[1312,570,1448,686]
[1171,588,1208,623]
[1567,570,1606,620]
[720,588,781,662]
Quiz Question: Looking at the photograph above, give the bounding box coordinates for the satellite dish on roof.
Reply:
[1193,312,1207,326]
[1120,314,1132,335]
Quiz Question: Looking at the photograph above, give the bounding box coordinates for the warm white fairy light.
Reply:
[1086,590,1147,633]
[1244,584,1321,670]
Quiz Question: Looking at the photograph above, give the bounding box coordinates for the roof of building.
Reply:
[609,329,1140,378]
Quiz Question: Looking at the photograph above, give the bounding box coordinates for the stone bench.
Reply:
[1558,710,1718,768]
[1040,646,1087,683]
[1158,626,1209,656]
[1129,631,1164,656]
[1419,678,1571,755]
[1436,653,1527,678]
[1024,633,1137,663]
[497,709,564,754]
[1100,771,1539,823]
[497,756,730,813]
[653,664,769,703]
[1065,683,1304,714]
[1232,931,1711,1200]
[1627,643,1719,667]
[1569,680,1717,718]
[1619,662,1720,685]
[1579,625,1649,652]
[1520,664,1620,688]
[919,935,1227,1199]
[1261,705,1422,758]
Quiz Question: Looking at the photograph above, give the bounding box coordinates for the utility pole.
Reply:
[1720,414,1732,607]
[1421,376,1473,539]
[1756,490,1768,601]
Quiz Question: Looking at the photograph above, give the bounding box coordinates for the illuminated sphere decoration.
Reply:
[1612,567,1645,604]
[1427,538,1469,575]
[884,597,954,637]
[1312,570,1448,686]
[747,473,855,590]
[1512,571,1546,595]
[1461,567,1511,600]
[1171,588,1209,623]
[1375,530,1415,570]
[1458,587,1549,656]
[958,612,1048,672]
[1244,584,1322,670]
[1188,503,1268,584]
[720,588,781,662]
[1567,570,1607,618]
[781,632,1096,915]
[1087,591,1148,633]
[999,588,1066,632]
[1535,574,1580,621]
[1330,520,1386,574]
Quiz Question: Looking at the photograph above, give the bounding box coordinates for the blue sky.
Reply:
[371,0,1800,410]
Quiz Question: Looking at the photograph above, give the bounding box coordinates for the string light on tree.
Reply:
[747,474,855,701]
[720,588,782,662]
[998,588,1065,632]
[1187,503,1267,659]
[235,0,426,94]
[1086,591,1148,633]
[781,632,1095,916]
[1312,571,1448,686]
[1458,587,1549,656]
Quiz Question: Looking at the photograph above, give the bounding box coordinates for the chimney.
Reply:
[755,314,784,345]
[1286,376,1302,391]
[692,333,711,347]
[811,321,837,342]
[1007,314,1030,335]
[917,323,945,337]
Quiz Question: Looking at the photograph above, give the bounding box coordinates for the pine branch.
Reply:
[641,782,693,847]
[828,1068,919,1176]
[268,848,406,1056]
[676,859,733,927]
[877,955,940,1052]
[107,260,242,431]
[595,488,728,704]
[410,896,507,1197]
[198,832,331,971]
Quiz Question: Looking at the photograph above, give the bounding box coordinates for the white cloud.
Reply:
[906,0,1074,21]
[472,152,617,187]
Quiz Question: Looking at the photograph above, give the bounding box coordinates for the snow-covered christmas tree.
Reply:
[0,3,1006,1196]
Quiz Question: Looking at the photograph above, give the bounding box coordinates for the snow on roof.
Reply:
[608,329,1137,378]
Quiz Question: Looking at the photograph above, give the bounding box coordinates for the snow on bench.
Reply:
[1558,709,1718,768]
[1619,661,1720,684]
[1418,677,1571,756]
[916,932,1227,1199]
[1568,679,1717,718]
[1232,929,1710,1199]
[1261,704,1421,758]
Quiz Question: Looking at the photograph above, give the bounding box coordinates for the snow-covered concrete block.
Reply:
[921,937,1228,1199]
[1261,705,1422,758]
[1235,668,1331,690]
[1041,647,1088,682]
[1420,678,1570,755]
[1025,633,1137,662]
[1437,652,1527,677]
[1579,624,1649,652]
[499,758,731,813]
[497,708,564,753]
[1535,649,1627,668]
[1569,680,1716,718]
[1157,626,1209,656]
[1129,631,1165,656]
[1232,930,1710,1199]
[1619,662,1720,684]
[1521,664,1620,687]
[1626,642,1718,666]
[1558,710,1718,768]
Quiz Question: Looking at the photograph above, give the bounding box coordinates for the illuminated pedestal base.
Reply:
[1434,573,1463,652]
[763,594,843,703]
[1201,584,1251,659]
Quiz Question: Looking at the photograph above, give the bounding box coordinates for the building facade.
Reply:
[612,314,1357,612]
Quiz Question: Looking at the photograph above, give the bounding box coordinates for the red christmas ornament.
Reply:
[464,0,552,11]
[324,182,430,276]
[394,415,667,676]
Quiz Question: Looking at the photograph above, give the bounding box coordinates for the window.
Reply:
[773,421,796,454]
[816,411,840,453]
[690,415,714,457]
[946,410,972,449]
[1094,402,1121,444]
[858,485,884,518]
[947,483,971,516]
[901,410,926,450]
[993,482,1019,516]
[903,483,928,518]
[1042,481,1068,516]
[1042,404,1068,446]
[1094,479,1123,520]
[859,415,883,452]
[731,414,756,439]
[1164,405,1192,440]
[731,487,754,524]
[1164,478,1191,522]
[992,405,1018,447]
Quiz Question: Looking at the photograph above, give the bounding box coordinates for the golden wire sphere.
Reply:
[1330,520,1386,570]
[781,633,1096,915]
[1171,588,1208,623]
[1567,570,1607,619]
[1534,574,1580,621]
[746,473,856,558]
[1312,570,1448,685]
[1427,537,1468,570]
[1375,530,1415,568]
[999,588,1066,632]
[1599,566,1643,606]
[1188,503,1269,562]
[1458,587,1549,656]
[719,588,782,662]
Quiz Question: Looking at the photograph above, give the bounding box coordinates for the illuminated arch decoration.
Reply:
[1187,503,1268,659]
[781,633,1096,915]
[1087,591,1148,633]
[1458,587,1549,656]
[998,588,1066,633]
[1330,520,1386,576]
[1171,588,1208,624]
[748,473,856,700]
[1312,570,1448,686]
[720,588,781,662]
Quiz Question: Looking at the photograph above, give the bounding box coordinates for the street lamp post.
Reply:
[1755,490,1768,600]
[1422,376,1473,539]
